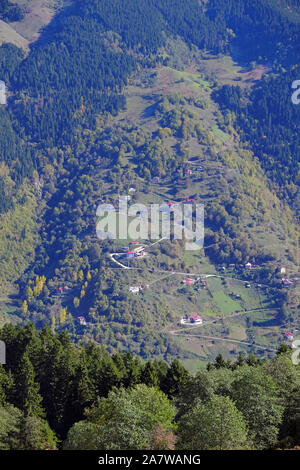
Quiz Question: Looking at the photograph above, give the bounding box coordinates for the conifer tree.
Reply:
[162,359,190,398]
[141,361,159,388]
[13,353,44,418]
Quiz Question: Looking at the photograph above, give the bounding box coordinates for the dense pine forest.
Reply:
[214,68,300,209]
[1,0,300,207]
[0,0,23,22]
[1,0,300,196]
[0,324,299,450]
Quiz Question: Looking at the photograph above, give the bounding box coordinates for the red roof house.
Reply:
[189,315,203,324]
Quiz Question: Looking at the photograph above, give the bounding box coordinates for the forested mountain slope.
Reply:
[0,0,299,368]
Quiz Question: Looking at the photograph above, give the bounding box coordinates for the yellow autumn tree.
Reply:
[31,275,47,298]
[22,300,28,315]
[26,286,34,302]
[51,316,56,332]
[59,308,67,325]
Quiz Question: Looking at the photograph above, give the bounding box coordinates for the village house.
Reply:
[180,315,203,325]
[182,278,196,285]
[284,331,294,341]
[78,316,87,326]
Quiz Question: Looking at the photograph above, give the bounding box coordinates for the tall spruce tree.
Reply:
[13,353,44,418]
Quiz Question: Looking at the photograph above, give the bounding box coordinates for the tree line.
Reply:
[0,324,299,450]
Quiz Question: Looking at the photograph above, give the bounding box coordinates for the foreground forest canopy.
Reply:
[0,0,299,370]
[0,324,299,450]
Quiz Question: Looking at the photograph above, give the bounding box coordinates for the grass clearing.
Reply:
[0,19,28,49]
[12,0,58,44]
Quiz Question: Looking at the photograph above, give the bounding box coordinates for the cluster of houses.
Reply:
[221,262,259,270]
[222,263,293,277]
[152,163,204,183]
[180,315,203,325]
[219,263,296,289]
[57,286,69,293]
[121,242,147,259]
[50,286,70,297]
